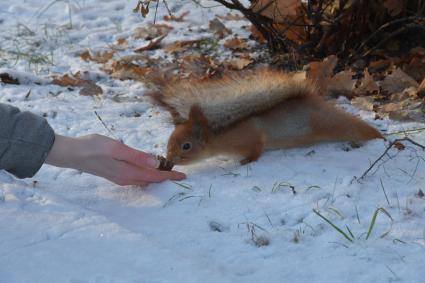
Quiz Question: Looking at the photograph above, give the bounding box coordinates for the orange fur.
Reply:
[156,70,383,165]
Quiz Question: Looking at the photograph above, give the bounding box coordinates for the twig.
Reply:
[93,111,123,142]
[384,127,425,136]
[351,16,424,59]
[358,138,425,181]
[362,22,425,58]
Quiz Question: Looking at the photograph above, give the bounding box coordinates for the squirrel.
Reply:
[149,69,383,165]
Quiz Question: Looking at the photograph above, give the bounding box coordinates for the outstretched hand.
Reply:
[46,134,186,186]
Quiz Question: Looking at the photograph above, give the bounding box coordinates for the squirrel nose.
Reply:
[167,153,180,164]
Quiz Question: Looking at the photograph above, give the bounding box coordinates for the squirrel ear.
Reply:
[189,105,209,142]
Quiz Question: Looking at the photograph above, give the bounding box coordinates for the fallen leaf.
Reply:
[250,25,266,43]
[79,81,103,96]
[382,102,403,113]
[355,69,379,95]
[209,18,231,38]
[79,50,114,63]
[381,68,419,94]
[251,0,301,19]
[163,38,208,53]
[134,34,167,52]
[390,87,418,102]
[52,73,102,96]
[133,24,172,40]
[368,59,392,73]
[327,70,356,97]
[0,73,19,84]
[52,74,85,87]
[225,58,253,70]
[393,141,406,151]
[306,55,338,94]
[410,47,425,57]
[104,61,152,81]
[417,78,425,98]
[383,0,403,16]
[403,57,425,82]
[163,11,189,22]
[352,96,375,111]
[116,38,127,46]
[224,38,248,50]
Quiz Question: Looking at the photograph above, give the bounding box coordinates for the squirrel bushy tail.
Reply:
[148,69,383,165]
[148,70,312,130]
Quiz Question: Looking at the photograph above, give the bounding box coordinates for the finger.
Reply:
[145,168,186,182]
[127,166,186,183]
[114,143,159,169]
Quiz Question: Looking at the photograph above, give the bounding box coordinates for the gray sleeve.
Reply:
[0,103,55,178]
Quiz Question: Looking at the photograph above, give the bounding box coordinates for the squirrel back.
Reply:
[149,70,313,130]
[149,69,383,165]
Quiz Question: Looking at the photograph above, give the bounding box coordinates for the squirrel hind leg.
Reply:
[310,99,383,144]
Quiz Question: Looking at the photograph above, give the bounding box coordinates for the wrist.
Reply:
[45,134,85,169]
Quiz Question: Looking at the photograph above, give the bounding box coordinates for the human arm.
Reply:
[0,103,185,185]
[0,103,55,178]
[46,134,185,186]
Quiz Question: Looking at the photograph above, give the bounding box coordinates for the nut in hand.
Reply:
[157,155,174,171]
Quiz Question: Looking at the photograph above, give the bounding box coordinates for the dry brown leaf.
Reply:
[209,18,232,38]
[383,0,403,16]
[368,59,392,73]
[273,22,306,45]
[251,0,301,20]
[356,69,379,95]
[351,96,375,111]
[79,50,91,62]
[223,38,248,50]
[393,141,406,151]
[133,24,172,40]
[52,73,102,96]
[410,47,425,57]
[403,57,425,82]
[116,38,127,46]
[390,87,418,102]
[225,58,253,70]
[163,38,207,53]
[327,70,356,97]
[79,81,103,96]
[250,25,266,43]
[306,55,338,94]
[382,102,403,113]
[418,78,425,98]
[381,68,419,94]
[104,61,152,81]
[79,50,114,63]
[163,11,189,22]
[0,73,19,84]
[52,74,85,87]
[134,34,167,52]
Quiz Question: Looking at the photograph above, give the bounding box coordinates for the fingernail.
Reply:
[147,157,160,168]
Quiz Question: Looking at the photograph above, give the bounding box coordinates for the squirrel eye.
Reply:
[182,142,192,151]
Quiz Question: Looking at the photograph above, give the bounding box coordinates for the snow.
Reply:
[1,1,425,282]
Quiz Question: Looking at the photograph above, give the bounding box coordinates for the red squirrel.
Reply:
[149,70,383,165]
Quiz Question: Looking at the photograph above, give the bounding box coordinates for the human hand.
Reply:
[46,134,186,186]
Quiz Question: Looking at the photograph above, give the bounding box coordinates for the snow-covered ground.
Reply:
[1,1,425,282]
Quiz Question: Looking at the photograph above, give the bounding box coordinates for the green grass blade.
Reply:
[366,208,394,240]
[313,209,353,242]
